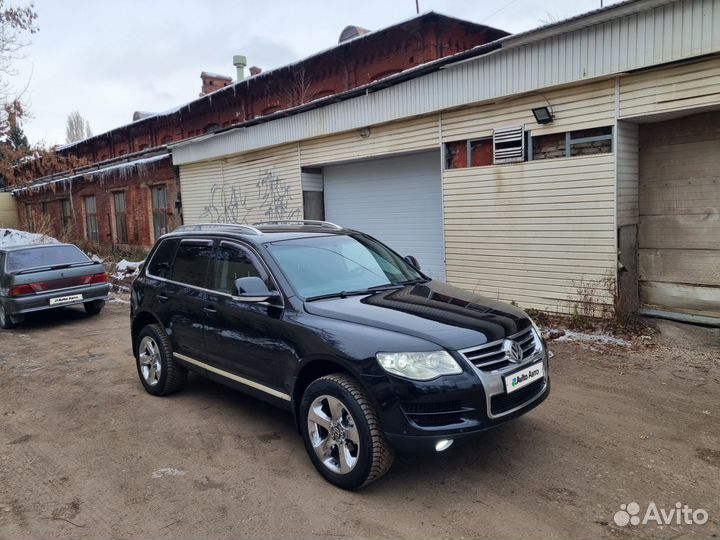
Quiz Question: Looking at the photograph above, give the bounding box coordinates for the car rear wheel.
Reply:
[300,373,394,490]
[0,302,17,329]
[84,300,105,315]
[135,324,187,396]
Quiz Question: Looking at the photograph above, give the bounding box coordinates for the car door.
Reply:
[164,238,214,361]
[203,240,294,393]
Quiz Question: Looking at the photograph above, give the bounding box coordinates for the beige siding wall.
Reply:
[299,115,439,166]
[616,121,640,227]
[0,193,18,228]
[180,143,303,225]
[443,154,616,314]
[619,57,720,119]
[441,79,616,141]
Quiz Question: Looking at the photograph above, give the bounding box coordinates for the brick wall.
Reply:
[16,158,179,249]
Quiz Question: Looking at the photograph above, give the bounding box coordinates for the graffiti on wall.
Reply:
[199,168,300,223]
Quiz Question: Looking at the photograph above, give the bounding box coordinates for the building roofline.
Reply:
[55,11,508,153]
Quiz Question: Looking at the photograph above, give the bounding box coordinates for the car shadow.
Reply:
[8,305,98,331]
[172,372,543,491]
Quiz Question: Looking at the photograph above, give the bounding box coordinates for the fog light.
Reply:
[435,439,453,452]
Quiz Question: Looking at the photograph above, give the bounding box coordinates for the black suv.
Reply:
[130,221,549,489]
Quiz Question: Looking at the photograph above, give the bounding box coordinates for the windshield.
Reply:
[6,245,91,272]
[266,234,424,299]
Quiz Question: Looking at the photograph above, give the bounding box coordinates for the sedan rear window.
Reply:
[6,245,91,272]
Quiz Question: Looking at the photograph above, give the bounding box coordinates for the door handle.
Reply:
[157,294,168,303]
[203,305,217,315]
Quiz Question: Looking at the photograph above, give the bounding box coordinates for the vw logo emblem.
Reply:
[503,339,524,363]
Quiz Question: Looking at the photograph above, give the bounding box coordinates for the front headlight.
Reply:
[376,351,463,381]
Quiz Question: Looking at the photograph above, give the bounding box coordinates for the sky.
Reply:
[11,0,622,146]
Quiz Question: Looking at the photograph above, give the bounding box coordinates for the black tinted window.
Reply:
[6,245,90,272]
[210,246,267,295]
[170,241,213,287]
[147,239,179,279]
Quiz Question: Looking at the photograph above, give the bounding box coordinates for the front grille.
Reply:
[460,327,537,371]
[490,379,545,415]
[401,401,464,427]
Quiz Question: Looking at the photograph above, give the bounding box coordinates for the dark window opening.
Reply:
[151,185,168,240]
[113,191,128,244]
[531,126,612,160]
[444,137,494,169]
[84,196,99,243]
[61,199,72,227]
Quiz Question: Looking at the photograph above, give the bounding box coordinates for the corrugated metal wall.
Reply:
[441,79,616,141]
[299,115,439,166]
[619,56,720,118]
[0,193,18,228]
[616,121,640,227]
[180,144,302,225]
[443,154,616,314]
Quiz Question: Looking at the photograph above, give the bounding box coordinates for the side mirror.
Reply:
[233,276,281,303]
[405,255,421,270]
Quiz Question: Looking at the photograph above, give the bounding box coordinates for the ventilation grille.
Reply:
[493,125,525,164]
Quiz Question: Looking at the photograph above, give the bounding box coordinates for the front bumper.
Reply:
[2,283,111,316]
[370,335,551,452]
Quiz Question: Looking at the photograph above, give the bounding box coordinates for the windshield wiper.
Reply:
[305,285,401,302]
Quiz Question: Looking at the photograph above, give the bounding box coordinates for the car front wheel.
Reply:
[300,373,394,490]
[135,324,187,396]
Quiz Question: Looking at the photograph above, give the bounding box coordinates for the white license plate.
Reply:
[504,362,544,393]
[49,294,83,306]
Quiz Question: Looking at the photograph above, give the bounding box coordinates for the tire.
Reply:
[135,324,187,396]
[300,373,394,490]
[84,300,105,315]
[0,302,16,330]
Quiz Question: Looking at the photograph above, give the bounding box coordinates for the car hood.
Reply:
[303,280,531,350]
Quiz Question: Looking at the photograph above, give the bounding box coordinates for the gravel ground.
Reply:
[0,300,718,539]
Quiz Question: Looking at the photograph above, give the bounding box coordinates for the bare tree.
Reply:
[65,111,92,143]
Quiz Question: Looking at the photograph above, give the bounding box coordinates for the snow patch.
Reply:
[0,228,60,248]
[553,330,630,347]
[152,468,187,479]
[112,259,143,281]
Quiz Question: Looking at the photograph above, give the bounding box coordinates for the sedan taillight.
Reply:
[80,273,108,285]
[9,284,35,297]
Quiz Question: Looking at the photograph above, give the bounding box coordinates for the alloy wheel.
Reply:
[307,394,360,474]
[138,336,162,386]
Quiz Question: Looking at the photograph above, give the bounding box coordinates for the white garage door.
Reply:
[323,151,445,281]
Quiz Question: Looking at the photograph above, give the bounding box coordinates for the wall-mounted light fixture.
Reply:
[358,127,371,139]
[531,106,554,124]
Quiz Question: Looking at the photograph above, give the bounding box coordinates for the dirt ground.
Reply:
[0,299,718,539]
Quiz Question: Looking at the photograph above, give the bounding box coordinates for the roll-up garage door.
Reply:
[323,151,445,281]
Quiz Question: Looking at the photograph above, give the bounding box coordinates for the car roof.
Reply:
[159,221,358,245]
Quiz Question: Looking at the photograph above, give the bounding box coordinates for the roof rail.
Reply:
[173,223,263,235]
[253,220,343,230]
